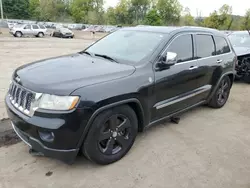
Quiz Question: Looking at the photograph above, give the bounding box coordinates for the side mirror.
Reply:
[156,52,177,71]
[163,52,177,66]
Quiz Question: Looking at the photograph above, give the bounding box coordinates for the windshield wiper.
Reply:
[79,51,94,57]
[94,54,119,63]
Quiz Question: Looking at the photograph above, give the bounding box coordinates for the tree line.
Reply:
[2,0,250,30]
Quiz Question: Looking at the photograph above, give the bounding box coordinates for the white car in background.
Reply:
[9,24,48,37]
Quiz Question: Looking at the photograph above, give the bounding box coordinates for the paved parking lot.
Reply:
[1,34,250,188]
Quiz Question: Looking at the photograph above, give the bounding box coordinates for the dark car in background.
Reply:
[5,26,236,165]
[51,27,74,38]
[227,31,250,82]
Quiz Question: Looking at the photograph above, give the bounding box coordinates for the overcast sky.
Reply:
[104,0,250,17]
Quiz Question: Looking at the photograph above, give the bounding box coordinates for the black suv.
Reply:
[5,26,236,165]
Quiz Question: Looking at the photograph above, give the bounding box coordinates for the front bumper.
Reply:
[11,121,78,164]
[5,95,90,164]
[62,34,74,38]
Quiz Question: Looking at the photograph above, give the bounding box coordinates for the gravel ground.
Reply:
[0,32,101,119]
[1,31,250,188]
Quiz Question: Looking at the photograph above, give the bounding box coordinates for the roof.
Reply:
[122,25,223,36]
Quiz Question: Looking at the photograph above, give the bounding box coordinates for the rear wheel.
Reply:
[208,76,231,108]
[82,105,138,165]
[38,32,44,38]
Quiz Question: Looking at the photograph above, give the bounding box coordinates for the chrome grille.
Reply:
[8,82,34,115]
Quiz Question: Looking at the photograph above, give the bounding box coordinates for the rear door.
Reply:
[31,24,40,35]
[194,34,232,90]
[193,34,218,91]
[213,35,233,79]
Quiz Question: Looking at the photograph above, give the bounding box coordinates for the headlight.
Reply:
[38,94,79,111]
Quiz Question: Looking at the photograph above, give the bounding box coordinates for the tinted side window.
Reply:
[32,25,39,29]
[24,25,31,29]
[167,34,193,63]
[214,36,230,55]
[196,34,215,58]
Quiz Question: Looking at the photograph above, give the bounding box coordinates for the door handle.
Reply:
[217,59,223,64]
[189,66,198,70]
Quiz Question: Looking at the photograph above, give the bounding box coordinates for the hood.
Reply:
[233,46,250,56]
[15,53,136,95]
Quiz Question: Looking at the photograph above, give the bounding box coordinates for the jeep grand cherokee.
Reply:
[5,26,236,165]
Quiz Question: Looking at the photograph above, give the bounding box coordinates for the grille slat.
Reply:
[8,82,34,115]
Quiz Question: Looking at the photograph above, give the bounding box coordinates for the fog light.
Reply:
[38,130,54,142]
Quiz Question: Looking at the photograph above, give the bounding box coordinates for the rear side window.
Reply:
[214,36,230,55]
[196,34,215,58]
[32,25,39,29]
[39,25,46,29]
[167,34,193,63]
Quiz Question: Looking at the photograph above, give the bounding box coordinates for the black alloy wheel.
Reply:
[98,114,131,155]
[83,105,138,165]
[208,76,231,108]
[217,78,230,106]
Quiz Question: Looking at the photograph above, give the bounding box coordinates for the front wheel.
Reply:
[208,76,231,108]
[82,105,138,165]
[15,31,22,37]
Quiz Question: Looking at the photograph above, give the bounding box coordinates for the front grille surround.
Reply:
[8,81,38,117]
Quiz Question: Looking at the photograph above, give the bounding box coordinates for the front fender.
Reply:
[75,98,144,149]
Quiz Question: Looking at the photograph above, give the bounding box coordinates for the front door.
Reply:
[151,33,210,121]
[23,24,32,35]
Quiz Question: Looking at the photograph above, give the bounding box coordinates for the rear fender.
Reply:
[206,71,235,103]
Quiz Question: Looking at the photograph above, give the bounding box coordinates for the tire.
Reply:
[82,105,138,165]
[208,76,231,108]
[15,31,22,37]
[243,73,250,83]
[38,32,44,38]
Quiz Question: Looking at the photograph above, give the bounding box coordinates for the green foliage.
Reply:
[105,7,117,25]
[69,0,104,23]
[179,7,195,26]
[230,15,243,30]
[29,0,40,20]
[28,0,70,22]
[203,4,233,30]
[241,9,250,30]
[130,0,150,24]
[3,0,30,19]
[2,0,250,32]
[203,11,220,29]
[143,9,162,25]
[156,0,182,25]
[114,0,130,25]
[69,0,91,23]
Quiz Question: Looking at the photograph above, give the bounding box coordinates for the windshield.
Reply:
[228,32,250,47]
[60,28,71,32]
[85,30,166,63]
